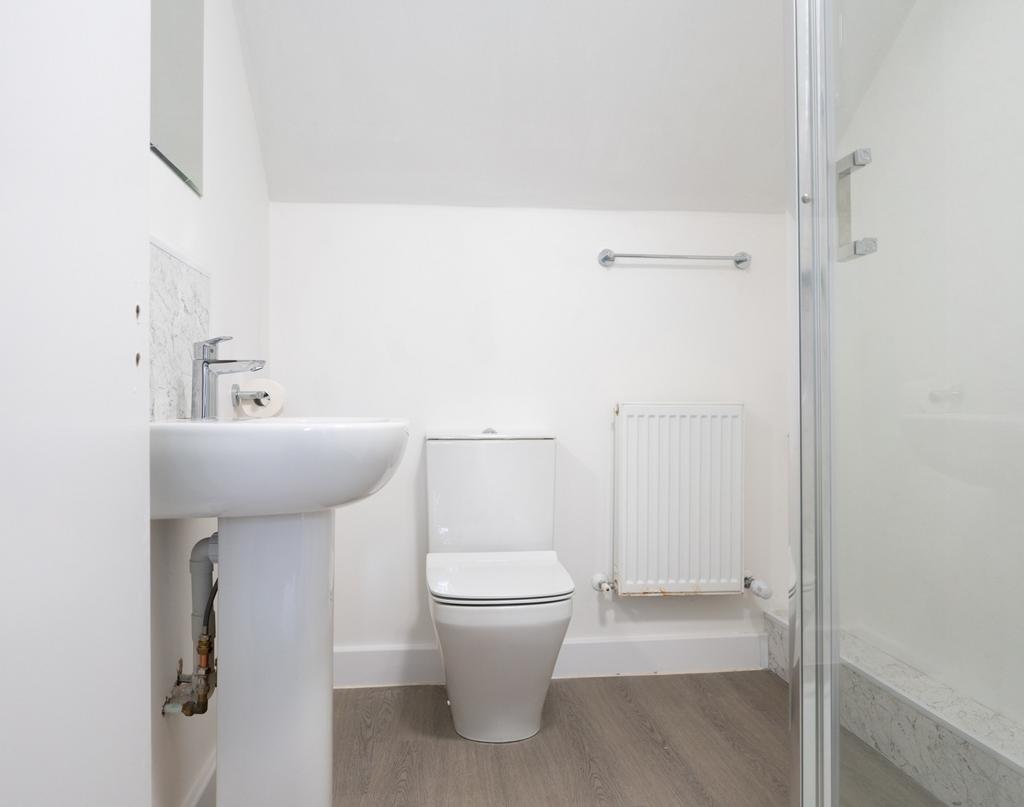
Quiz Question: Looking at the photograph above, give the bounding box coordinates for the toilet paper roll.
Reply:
[233,378,286,418]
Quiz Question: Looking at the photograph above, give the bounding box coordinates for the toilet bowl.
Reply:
[425,434,573,743]
[427,551,573,742]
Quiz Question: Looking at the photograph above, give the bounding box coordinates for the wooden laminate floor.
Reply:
[332,671,940,807]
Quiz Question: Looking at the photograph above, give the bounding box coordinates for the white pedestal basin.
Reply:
[150,416,409,807]
[151,416,409,519]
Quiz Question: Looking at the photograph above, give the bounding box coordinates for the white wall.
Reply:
[0,2,152,806]
[150,4,269,363]
[149,2,270,805]
[269,203,792,683]
[834,0,1024,724]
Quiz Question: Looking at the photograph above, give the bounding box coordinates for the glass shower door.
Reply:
[797,1,1024,805]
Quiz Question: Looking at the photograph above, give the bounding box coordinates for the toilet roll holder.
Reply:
[230,384,272,409]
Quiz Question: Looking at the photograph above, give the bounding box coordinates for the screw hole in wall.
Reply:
[135,352,141,367]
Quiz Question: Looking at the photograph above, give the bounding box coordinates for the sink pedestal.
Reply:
[216,511,335,807]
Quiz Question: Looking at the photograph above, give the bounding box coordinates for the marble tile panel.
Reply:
[760,616,1024,805]
[150,243,210,421]
[840,632,1024,806]
[763,610,788,682]
[841,632,1024,775]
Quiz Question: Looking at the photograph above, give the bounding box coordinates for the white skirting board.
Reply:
[332,633,765,688]
[333,643,445,688]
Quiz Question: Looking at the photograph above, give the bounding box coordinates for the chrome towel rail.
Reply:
[598,249,751,270]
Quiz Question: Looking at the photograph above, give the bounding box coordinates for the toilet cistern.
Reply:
[191,335,265,420]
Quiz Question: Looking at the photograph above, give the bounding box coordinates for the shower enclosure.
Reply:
[795,1,1024,804]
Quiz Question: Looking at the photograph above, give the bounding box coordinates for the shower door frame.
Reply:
[793,0,839,804]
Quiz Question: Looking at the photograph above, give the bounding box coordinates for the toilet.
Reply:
[425,433,573,743]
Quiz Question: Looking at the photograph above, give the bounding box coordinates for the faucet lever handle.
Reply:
[193,335,233,360]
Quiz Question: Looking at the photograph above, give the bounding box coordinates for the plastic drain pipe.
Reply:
[190,532,218,648]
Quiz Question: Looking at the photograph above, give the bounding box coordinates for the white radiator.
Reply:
[613,403,744,596]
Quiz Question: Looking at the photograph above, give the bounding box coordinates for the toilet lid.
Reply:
[426,550,574,601]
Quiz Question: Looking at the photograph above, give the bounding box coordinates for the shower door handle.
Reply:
[836,148,878,261]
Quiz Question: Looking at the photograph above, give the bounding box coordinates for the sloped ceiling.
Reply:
[236,0,788,212]
[836,0,916,137]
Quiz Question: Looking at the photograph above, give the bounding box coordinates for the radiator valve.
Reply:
[591,573,616,594]
[744,576,773,600]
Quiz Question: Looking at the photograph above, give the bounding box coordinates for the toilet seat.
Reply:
[431,592,572,607]
[426,550,574,606]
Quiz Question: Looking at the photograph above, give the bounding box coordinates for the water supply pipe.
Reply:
[162,532,220,717]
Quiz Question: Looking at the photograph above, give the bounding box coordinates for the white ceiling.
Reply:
[235,0,789,212]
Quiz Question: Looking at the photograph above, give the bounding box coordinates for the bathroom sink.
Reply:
[150,416,409,518]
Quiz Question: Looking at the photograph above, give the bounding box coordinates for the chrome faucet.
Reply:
[191,336,265,420]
